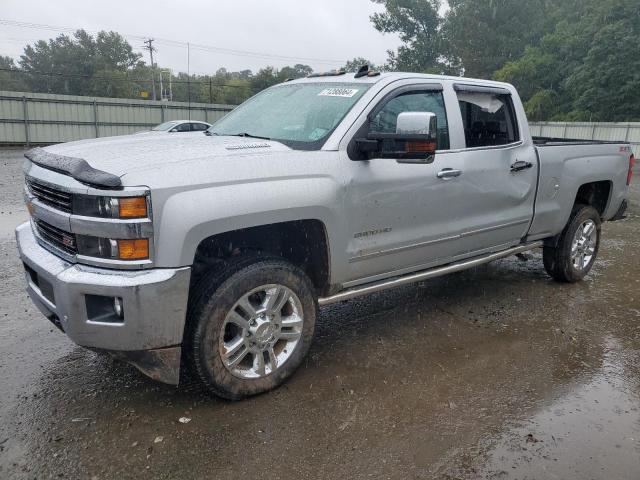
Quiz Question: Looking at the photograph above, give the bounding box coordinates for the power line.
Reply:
[0,19,146,41]
[0,18,346,66]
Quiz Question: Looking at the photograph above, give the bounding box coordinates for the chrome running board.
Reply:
[318,241,543,306]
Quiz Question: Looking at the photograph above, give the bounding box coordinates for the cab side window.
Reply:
[456,91,519,148]
[173,123,191,132]
[191,123,208,131]
[370,90,450,150]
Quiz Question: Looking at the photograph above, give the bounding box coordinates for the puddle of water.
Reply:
[475,337,640,480]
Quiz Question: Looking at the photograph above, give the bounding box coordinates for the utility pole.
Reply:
[143,38,157,100]
[187,42,191,120]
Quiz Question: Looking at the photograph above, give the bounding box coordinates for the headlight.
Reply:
[74,195,148,219]
[77,236,150,260]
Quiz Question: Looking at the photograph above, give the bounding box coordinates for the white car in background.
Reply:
[146,120,212,134]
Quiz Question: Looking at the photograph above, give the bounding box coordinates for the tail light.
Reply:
[628,154,635,186]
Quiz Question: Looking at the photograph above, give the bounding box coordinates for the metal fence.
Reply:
[530,121,640,156]
[0,90,235,146]
[1,94,639,154]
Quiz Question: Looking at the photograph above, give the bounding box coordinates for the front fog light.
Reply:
[114,297,124,318]
[77,236,149,260]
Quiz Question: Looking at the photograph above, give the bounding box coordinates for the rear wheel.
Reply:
[543,204,601,283]
[187,255,316,400]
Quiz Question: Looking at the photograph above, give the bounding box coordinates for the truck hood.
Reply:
[42,133,293,179]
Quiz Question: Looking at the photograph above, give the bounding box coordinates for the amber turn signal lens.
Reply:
[406,141,436,153]
[117,239,149,260]
[119,197,148,218]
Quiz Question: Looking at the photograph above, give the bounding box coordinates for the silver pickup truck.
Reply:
[16,70,634,399]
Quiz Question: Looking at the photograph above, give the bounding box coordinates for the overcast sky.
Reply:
[0,0,402,74]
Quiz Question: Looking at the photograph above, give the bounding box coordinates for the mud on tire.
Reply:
[543,204,601,283]
[185,255,317,400]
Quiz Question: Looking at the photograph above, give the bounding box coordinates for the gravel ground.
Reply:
[0,148,639,479]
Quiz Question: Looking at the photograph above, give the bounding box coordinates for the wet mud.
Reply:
[1,149,639,479]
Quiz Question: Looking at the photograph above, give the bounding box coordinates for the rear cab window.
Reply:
[455,85,519,148]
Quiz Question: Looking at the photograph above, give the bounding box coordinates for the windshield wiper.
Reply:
[227,132,272,141]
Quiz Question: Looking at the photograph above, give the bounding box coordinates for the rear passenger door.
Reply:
[451,84,538,256]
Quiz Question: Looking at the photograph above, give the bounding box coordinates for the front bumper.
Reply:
[16,222,191,384]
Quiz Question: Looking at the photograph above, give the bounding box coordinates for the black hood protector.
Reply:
[24,147,122,189]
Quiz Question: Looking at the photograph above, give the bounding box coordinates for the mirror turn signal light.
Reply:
[119,197,148,218]
[406,141,437,153]
[117,239,149,260]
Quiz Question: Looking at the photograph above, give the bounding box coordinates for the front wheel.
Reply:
[543,204,601,283]
[187,256,317,400]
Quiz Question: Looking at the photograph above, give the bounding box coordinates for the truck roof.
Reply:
[288,71,513,90]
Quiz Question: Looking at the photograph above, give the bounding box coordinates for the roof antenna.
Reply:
[355,65,371,78]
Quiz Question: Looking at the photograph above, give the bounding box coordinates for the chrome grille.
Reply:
[26,178,73,213]
[34,219,77,255]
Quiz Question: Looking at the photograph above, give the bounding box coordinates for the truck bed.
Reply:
[527,138,631,240]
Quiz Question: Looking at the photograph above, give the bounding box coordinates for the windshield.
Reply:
[208,83,370,150]
[152,121,180,131]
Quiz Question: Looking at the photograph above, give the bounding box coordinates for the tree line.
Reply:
[0,30,325,105]
[372,0,640,121]
[0,0,638,121]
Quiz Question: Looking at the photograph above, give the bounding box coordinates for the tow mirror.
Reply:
[396,112,436,136]
[354,112,438,164]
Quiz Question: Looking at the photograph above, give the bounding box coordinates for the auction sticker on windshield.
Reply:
[318,88,359,98]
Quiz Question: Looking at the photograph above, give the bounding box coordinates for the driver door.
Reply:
[342,84,467,285]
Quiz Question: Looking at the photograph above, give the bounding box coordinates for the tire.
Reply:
[186,255,317,400]
[543,204,601,283]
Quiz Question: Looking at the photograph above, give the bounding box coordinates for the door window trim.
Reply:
[454,84,521,150]
[453,83,511,96]
[444,140,524,154]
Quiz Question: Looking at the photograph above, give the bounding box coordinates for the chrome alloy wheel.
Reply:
[571,219,598,271]
[220,284,304,379]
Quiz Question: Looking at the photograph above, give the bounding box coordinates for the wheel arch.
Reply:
[574,180,612,218]
[190,219,332,297]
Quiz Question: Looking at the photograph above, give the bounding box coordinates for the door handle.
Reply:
[437,168,462,180]
[510,160,533,172]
